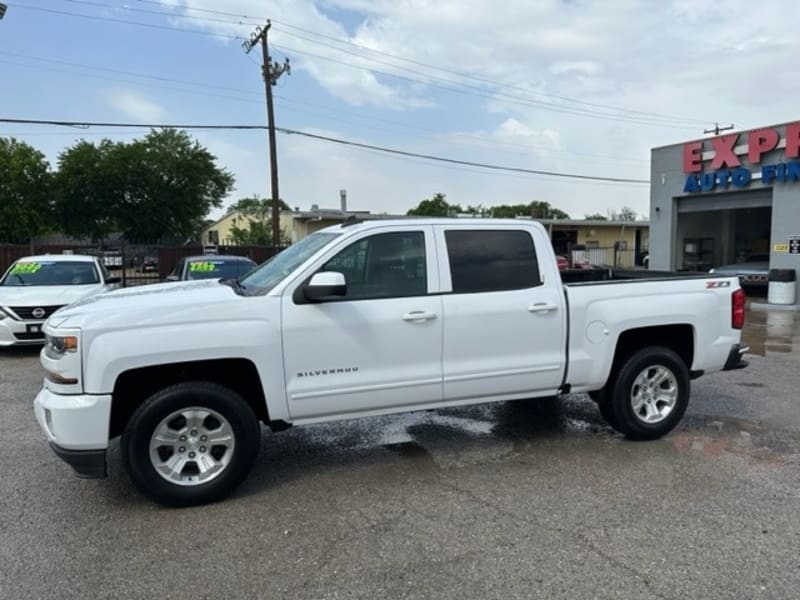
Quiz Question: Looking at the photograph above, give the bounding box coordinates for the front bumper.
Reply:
[34,387,111,477]
[723,344,750,371]
[0,317,46,346]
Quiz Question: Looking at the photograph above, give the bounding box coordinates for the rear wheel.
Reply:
[121,382,261,507]
[607,347,690,440]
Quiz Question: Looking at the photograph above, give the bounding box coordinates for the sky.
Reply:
[2,0,800,220]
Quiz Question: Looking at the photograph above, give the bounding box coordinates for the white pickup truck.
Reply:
[34,219,748,506]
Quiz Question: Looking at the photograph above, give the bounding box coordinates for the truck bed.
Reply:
[560,268,714,285]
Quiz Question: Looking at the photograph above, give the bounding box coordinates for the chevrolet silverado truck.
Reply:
[34,219,748,506]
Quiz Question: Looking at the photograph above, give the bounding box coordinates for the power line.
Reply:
[0,118,649,184]
[131,0,712,125]
[0,51,645,164]
[19,2,704,128]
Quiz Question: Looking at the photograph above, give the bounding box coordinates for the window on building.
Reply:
[321,231,427,300]
[616,240,628,250]
[445,230,541,294]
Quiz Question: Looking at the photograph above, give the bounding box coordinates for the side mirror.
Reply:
[105,276,122,284]
[166,275,180,282]
[303,271,346,301]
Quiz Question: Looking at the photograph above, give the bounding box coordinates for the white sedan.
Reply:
[0,255,120,346]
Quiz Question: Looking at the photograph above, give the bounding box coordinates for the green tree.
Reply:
[584,213,608,220]
[54,129,235,243]
[0,138,54,243]
[490,201,570,220]
[406,193,462,216]
[54,139,121,243]
[116,129,235,241]
[227,196,291,245]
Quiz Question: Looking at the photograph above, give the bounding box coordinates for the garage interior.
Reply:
[674,190,772,271]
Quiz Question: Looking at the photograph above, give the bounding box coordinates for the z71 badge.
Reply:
[706,280,731,288]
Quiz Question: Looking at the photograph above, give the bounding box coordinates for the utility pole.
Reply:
[704,123,735,136]
[243,21,290,247]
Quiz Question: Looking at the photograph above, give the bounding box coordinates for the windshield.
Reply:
[1,260,100,286]
[239,232,340,294]
[187,259,256,280]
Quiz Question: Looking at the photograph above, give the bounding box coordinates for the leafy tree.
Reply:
[115,129,235,241]
[54,139,122,243]
[0,138,54,243]
[406,193,462,216]
[490,201,570,220]
[227,196,291,245]
[584,213,608,220]
[54,129,235,243]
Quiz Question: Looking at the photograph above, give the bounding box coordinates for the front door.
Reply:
[282,226,443,420]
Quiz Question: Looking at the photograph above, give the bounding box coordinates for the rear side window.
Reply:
[445,230,541,293]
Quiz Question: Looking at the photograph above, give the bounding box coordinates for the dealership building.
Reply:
[649,120,800,304]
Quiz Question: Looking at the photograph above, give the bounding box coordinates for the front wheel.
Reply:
[121,382,261,507]
[608,347,690,440]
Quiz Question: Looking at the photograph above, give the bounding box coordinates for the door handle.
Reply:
[527,302,558,314]
[403,310,438,322]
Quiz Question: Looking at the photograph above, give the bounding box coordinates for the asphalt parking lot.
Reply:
[1,307,799,600]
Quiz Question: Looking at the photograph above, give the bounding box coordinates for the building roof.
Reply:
[525,218,649,228]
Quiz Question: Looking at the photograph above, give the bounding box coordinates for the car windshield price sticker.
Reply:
[189,261,220,272]
[10,262,42,274]
[790,236,800,255]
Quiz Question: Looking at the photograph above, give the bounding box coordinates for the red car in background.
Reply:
[556,255,594,270]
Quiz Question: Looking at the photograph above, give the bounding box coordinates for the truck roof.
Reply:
[324,217,548,233]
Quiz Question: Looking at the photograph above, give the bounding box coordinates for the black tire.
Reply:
[608,346,690,441]
[121,382,261,507]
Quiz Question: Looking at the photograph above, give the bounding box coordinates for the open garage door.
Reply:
[675,190,772,271]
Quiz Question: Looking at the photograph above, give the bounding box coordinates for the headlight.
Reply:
[44,334,79,359]
[0,308,7,321]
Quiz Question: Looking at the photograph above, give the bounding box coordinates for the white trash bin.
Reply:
[767,268,797,305]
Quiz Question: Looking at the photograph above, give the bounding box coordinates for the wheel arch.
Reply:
[110,358,270,439]
[609,323,694,384]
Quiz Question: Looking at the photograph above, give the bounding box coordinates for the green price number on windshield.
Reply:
[189,262,218,273]
[10,263,42,275]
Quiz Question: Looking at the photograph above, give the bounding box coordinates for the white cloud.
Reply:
[105,90,166,122]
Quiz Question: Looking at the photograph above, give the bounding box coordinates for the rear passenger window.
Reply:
[445,230,541,293]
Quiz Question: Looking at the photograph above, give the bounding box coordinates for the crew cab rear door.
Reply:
[435,224,567,401]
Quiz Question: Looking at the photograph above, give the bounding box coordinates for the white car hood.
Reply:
[0,284,105,308]
[48,280,247,330]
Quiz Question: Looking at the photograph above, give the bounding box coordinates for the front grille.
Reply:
[14,331,45,341]
[8,305,65,320]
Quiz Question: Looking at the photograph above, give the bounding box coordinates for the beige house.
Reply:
[201,206,402,246]
[528,218,650,267]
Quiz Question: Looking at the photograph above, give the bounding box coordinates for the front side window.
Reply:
[321,231,427,300]
[445,230,541,294]
[1,260,100,286]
